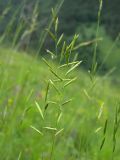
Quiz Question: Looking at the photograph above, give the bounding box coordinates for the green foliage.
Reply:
[0,11,120,158]
[0,0,120,74]
[0,46,120,159]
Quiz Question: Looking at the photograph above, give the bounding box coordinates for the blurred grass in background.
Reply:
[0,46,120,159]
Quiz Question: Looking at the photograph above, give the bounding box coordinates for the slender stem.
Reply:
[91,0,103,75]
[50,134,55,160]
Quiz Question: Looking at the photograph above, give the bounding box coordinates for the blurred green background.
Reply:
[0,0,120,74]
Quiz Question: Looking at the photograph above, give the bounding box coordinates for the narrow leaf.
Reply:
[57,34,64,46]
[61,99,72,106]
[65,46,70,64]
[83,89,91,100]
[50,79,61,94]
[95,127,102,133]
[35,101,44,120]
[55,17,59,32]
[60,41,66,62]
[42,58,52,69]
[50,69,63,81]
[30,125,43,135]
[65,61,82,75]
[55,128,64,136]
[58,61,79,68]
[17,152,22,160]
[45,28,56,41]
[73,38,102,50]
[48,101,57,104]
[98,102,104,119]
[103,119,108,135]
[26,89,34,102]
[64,77,77,87]
[100,137,105,150]
[45,81,50,102]
[46,49,55,59]
[57,112,62,124]
[51,8,56,19]
[43,127,57,131]
[44,103,49,110]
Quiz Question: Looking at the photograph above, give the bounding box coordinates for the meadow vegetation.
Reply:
[0,0,120,160]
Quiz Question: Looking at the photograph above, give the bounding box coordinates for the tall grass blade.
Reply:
[45,81,50,102]
[45,29,56,42]
[43,127,57,131]
[50,69,63,81]
[42,58,53,70]
[50,79,61,94]
[35,101,44,120]
[57,34,64,47]
[65,61,82,75]
[55,128,64,136]
[17,152,22,160]
[91,0,103,75]
[37,0,64,55]
[57,112,62,124]
[64,77,77,87]
[61,99,72,106]
[58,61,79,68]
[30,125,43,135]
